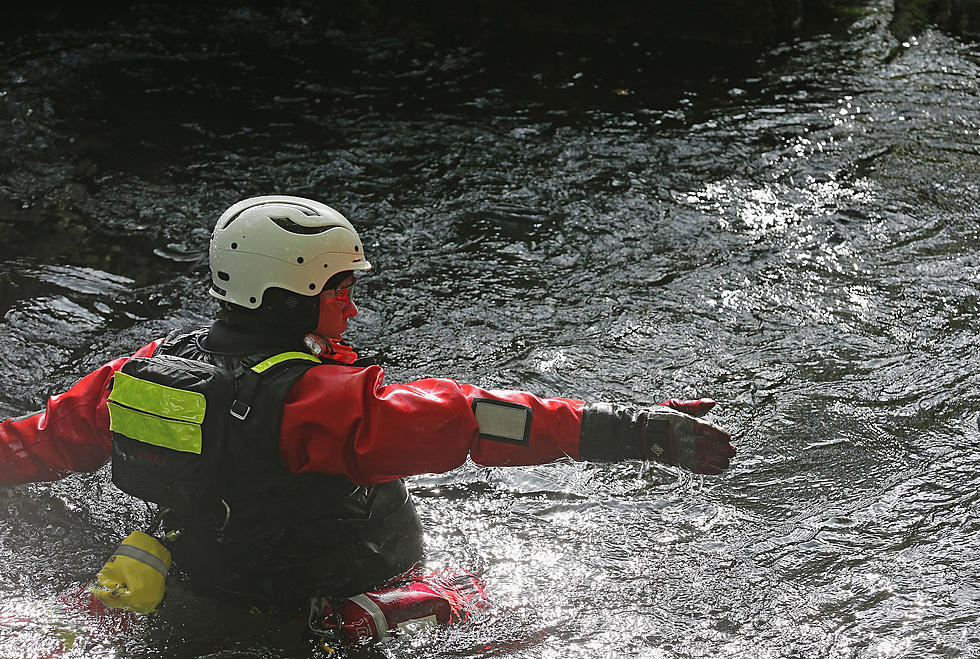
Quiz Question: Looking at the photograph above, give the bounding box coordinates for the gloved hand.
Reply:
[578,399,735,475]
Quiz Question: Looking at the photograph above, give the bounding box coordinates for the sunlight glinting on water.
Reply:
[1,1,979,656]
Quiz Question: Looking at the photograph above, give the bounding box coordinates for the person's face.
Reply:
[314,274,358,338]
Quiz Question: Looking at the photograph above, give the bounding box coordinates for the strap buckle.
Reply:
[229,399,251,421]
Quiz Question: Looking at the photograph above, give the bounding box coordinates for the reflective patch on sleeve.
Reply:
[472,398,533,445]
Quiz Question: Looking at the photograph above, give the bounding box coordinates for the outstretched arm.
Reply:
[279,364,734,484]
[0,341,161,485]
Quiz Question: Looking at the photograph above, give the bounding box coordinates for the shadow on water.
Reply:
[2,0,980,657]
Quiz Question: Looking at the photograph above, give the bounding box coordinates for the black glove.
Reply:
[579,401,735,475]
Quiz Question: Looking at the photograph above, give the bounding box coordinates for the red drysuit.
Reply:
[0,339,585,486]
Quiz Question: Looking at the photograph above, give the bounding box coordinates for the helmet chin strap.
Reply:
[309,291,322,331]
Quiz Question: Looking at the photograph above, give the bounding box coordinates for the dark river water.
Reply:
[1,1,979,657]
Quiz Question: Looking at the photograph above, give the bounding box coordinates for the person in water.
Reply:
[0,195,735,644]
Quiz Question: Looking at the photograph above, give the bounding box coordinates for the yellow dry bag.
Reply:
[90,531,171,614]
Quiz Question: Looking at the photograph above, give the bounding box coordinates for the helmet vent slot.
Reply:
[270,217,335,235]
[222,201,317,230]
[217,271,230,281]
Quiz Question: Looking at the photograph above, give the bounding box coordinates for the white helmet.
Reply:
[209,195,371,309]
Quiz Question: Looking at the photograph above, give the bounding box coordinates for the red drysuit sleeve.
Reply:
[0,341,161,485]
[279,364,585,485]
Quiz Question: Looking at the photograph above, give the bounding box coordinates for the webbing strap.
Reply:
[230,351,320,421]
[114,544,170,578]
[251,351,319,374]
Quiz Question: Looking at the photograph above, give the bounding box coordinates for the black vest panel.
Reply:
[115,327,424,607]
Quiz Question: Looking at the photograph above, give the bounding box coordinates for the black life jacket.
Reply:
[107,327,425,608]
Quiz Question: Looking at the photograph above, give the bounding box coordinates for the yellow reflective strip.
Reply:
[109,371,206,424]
[250,351,319,374]
[108,402,203,454]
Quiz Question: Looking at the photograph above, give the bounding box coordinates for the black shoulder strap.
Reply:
[230,351,321,421]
